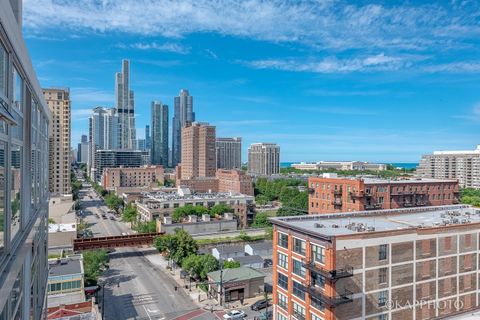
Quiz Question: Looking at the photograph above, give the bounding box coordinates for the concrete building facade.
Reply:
[172,89,194,167]
[151,101,169,167]
[417,145,480,189]
[181,122,216,179]
[248,143,280,176]
[93,149,149,183]
[47,255,85,308]
[292,161,388,172]
[44,88,71,195]
[308,174,460,215]
[270,205,480,320]
[102,165,164,190]
[216,137,242,170]
[0,2,50,318]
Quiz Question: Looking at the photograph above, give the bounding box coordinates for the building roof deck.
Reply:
[311,176,457,184]
[270,205,478,237]
[48,254,83,277]
[140,191,253,202]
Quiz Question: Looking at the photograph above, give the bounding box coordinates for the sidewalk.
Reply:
[144,253,265,312]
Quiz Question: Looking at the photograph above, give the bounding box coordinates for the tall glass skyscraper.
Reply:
[145,125,151,151]
[172,89,194,167]
[0,1,50,318]
[151,101,169,166]
[115,59,136,149]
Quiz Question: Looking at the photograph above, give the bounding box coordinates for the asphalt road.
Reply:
[78,183,269,320]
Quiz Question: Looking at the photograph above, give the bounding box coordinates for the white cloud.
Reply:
[70,87,113,105]
[244,54,419,73]
[119,42,190,54]
[22,0,480,53]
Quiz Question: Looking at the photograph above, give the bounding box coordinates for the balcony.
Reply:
[302,260,353,281]
[332,199,343,206]
[308,188,315,194]
[364,203,382,210]
[333,189,342,195]
[306,287,353,308]
[349,191,364,198]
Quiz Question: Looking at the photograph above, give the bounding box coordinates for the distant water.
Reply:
[281,162,418,169]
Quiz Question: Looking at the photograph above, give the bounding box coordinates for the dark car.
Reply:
[250,299,269,311]
[257,310,273,320]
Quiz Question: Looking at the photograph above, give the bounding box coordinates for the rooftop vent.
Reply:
[314,223,324,228]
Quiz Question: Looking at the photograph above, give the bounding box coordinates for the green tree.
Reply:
[48,218,56,224]
[223,260,240,269]
[134,221,157,234]
[182,254,219,280]
[104,193,124,213]
[122,203,138,223]
[209,204,233,217]
[83,250,109,286]
[238,230,251,241]
[255,194,269,206]
[172,229,199,264]
[251,212,272,228]
[154,234,177,260]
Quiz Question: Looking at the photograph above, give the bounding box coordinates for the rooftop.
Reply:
[311,175,457,184]
[48,223,76,233]
[139,188,253,203]
[233,255,264,265]
[208,267,265,283]
[246,241,273,251]
[48,255,83,277]
[214,245,245,255]
[270,205,479,238]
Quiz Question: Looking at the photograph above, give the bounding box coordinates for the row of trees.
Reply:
[83,249,109,286]
[279,165,415,177]
[172,204,234,223]
[461,188,480,206]
[254,178,308,216]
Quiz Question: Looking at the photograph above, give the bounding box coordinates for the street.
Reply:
[78,181,270,320]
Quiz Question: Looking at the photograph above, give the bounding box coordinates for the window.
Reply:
[12,66,23,112]
[378,290,387,307]
[0,43,7,97]
[293,302,306,320]
[292,281,305,299]
[311,244,325,264]
[293,238,306,255]
[311,295,325,311]
[378,314,388,320]
[0,142,5,253]
[379,244,388,260]
[278,232,288,249]
[378,267,387,284]
[293,259,306,277]
[277,272,288,290]
[444,236,452,250]
[277,313,288,320]
[277,292,288,310]
[277,252,288,269]
[378,196,384,204]
[11,145,22,241]
[312,273,325,288]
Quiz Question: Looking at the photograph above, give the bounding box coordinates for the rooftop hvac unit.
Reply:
[367,226,375,232]
[331,224,340,228]
[314,223,324,228]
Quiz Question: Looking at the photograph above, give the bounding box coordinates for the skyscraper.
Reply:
[77,134,89,163]
[216,137,242,170]
[115,59,136,149]
[145,124,151,150]
[172,89,194,166]
[181,122,216,179]
[0,1,49,318]
[247,143,280,175]
[151,101,169,166]
[88,107,119,178]
[43,88,72,195]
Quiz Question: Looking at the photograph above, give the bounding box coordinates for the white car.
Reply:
[223,310,246,319]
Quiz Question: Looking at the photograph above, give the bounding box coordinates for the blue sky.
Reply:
[22,0,480,163]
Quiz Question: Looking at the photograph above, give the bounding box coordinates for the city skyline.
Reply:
[24,1,480,162]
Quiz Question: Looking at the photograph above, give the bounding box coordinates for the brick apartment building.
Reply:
[217,169,254,196]
[270,205,480,320]
[101,165,164,190]
[308,174,459,215]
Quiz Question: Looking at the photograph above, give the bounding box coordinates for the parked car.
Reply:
[109,216,115,220]
[263,259,273,267]
[223,310,246,319]
[250,299,270,311]
[257,311,273,320]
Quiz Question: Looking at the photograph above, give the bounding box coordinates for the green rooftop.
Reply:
[207,267,265,283]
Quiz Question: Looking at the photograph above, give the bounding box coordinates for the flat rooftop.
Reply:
[270,205,479,237]
[48,223,76,233]
[140,191,253,202]
[48,254,83,277]
[310,176,456,184]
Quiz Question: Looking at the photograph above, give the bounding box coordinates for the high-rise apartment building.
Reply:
[271,205,480,320]
[137,138,146,151]
[0,1,50,318]
[44,88,71,195]
[172,89,194,166]
[247,143,280,175]
[151,101,169,166]
[216,137,242,170]
[417,145,480,188]
[115,59,136,149]
[145,124,151,150]
[181,122,216,179]
[308,174,460,214]
[77,134,89,163]
[88,107,119,178]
